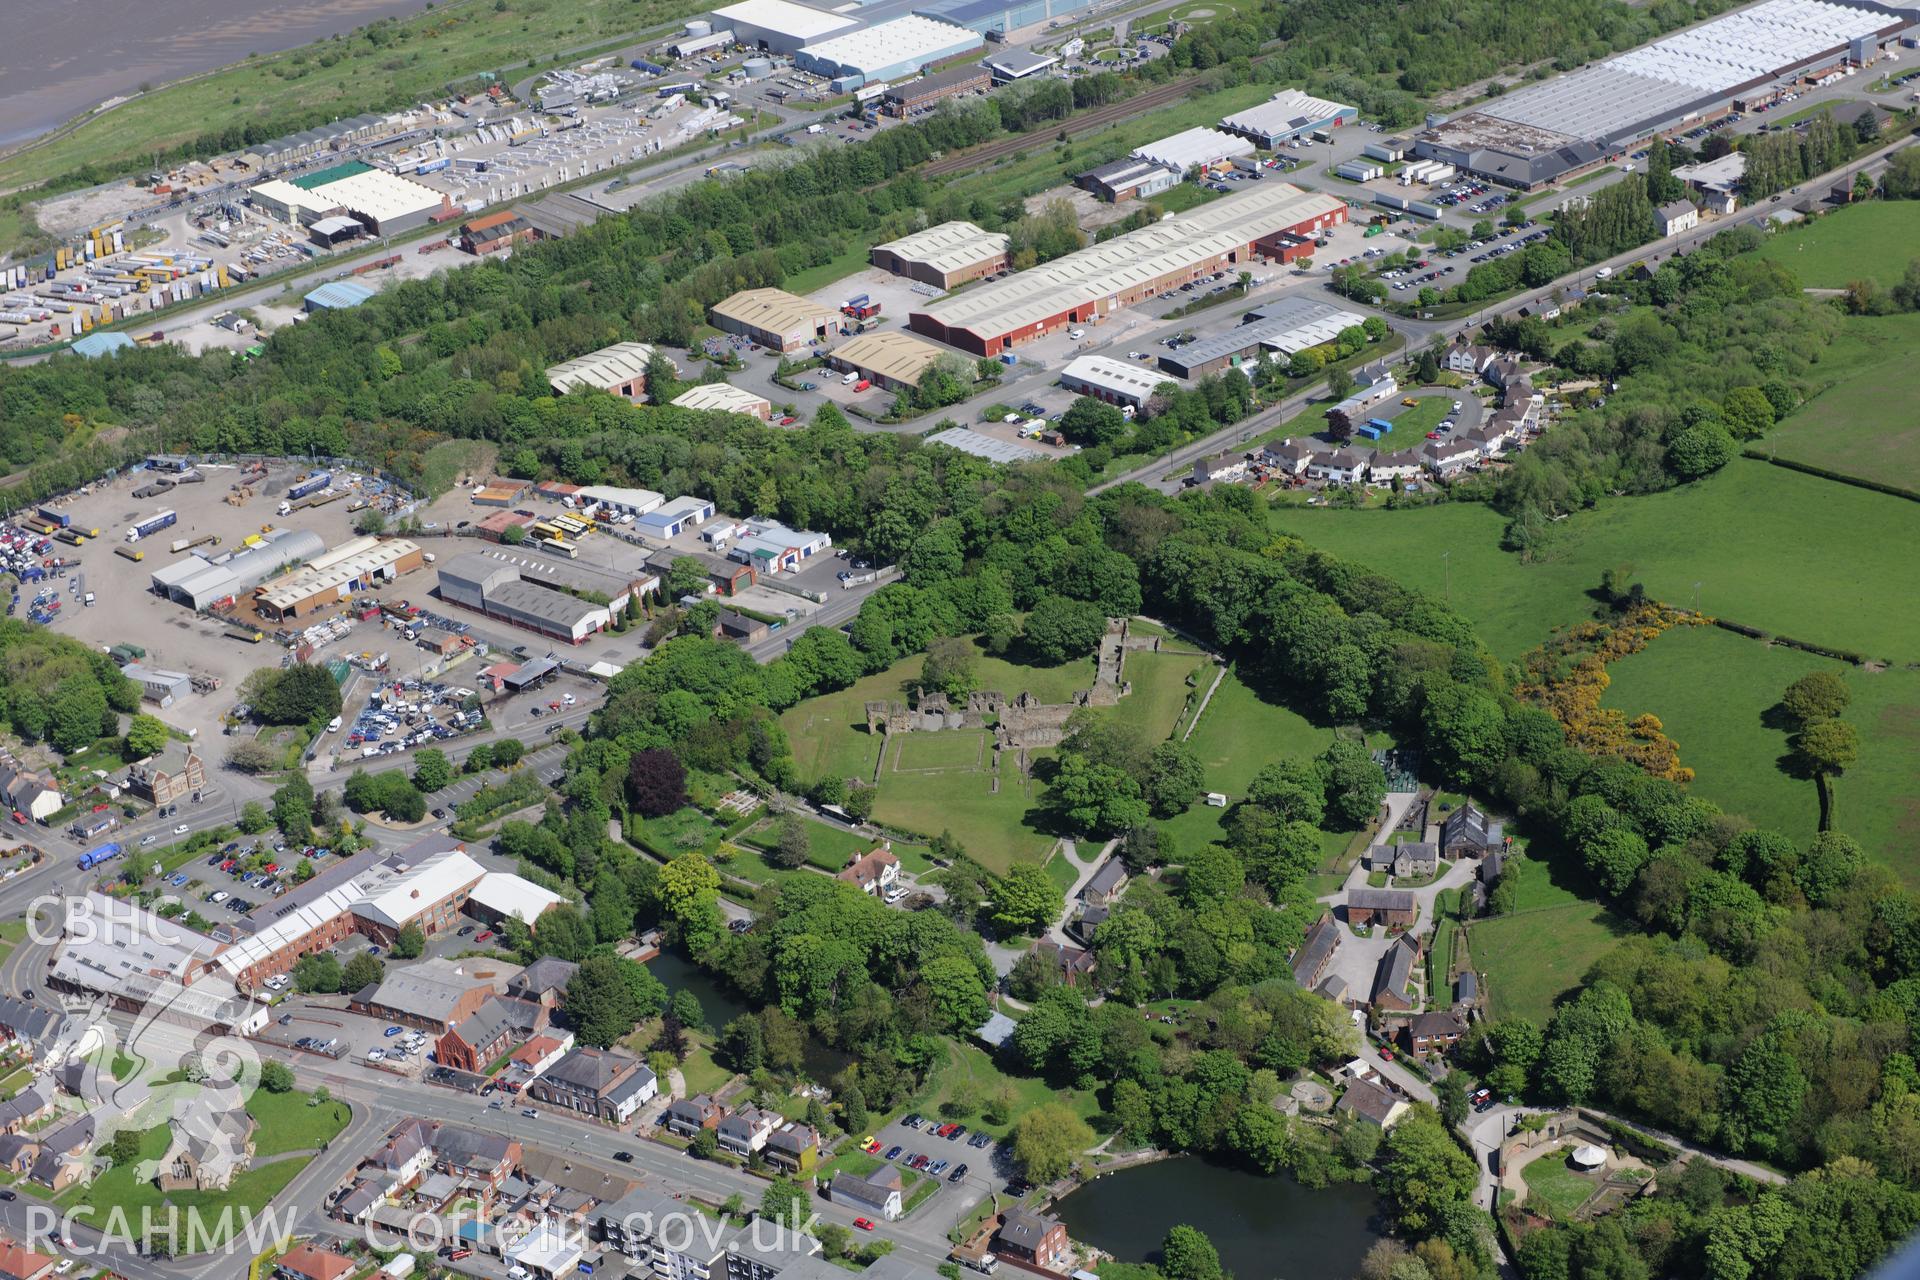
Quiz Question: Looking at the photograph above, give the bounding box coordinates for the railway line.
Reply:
[921,70,1214,178]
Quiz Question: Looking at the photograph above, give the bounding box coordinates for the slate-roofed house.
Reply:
[1291,912,1340,989]
[1347,887,1416,928]
[994,1207,1068,1269]
[1260,437,1318,476]
[1407,1010,1468,1055]
[836,846,900,896]
[1456,970,1480,1009]
[368,1118,433,1188]
[1337,1077,1407,1129]
[663,1094,726,1138]
[428,1122,520,1190]
[506,956,579,1008]
[763,1122,820,1174]
[0,1087,51,1136]
[1440,802,1504,858]
[0,998,61,1059]
[1371,933,1420,1012]
[155,1101,256,1192]
[1390,841,1438,879]
[831,1166,905,1220]
[1081,857,1128,906]
[28,1114,92,1192]
[717,1105,779,1157]
[0,1134,38,1177]
[529,1045,657,1124]
[1445,343,1494,375]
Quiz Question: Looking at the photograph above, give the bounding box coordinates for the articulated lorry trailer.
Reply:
[126,510,177,542]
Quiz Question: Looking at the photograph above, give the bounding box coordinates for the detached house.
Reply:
[831,1166,904,1221]
[1337,1077,1407,1129]
[126,743,205,808]
[994,1208,1069,1270]
[1406,1010,1468,1055]
[836,846,901,896]
[428,1123,520,1192]
[528,1046,657,1124]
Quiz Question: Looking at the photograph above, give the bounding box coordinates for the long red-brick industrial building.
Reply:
[906,183,1347,356]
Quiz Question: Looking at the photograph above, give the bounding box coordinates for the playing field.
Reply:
[1271,460,1920,663]
[1602,624,1920,882]
[1764,311,1920,486]
[1468,901,1636,1025]
[1755,200,1920,288]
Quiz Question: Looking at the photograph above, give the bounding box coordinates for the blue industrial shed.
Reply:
[915,0,1094,37]
[303,280,376,312]
[70,332,137,358]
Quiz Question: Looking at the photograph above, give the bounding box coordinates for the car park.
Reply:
[950,1163,969,1182]
[885,1145,903,1161]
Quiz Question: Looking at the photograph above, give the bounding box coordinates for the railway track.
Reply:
[920,72,1209,178]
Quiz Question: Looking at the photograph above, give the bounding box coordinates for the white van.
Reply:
[841,370,859,385]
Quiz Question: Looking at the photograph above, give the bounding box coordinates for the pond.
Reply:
[644,948,851,1081]
[1052,1155,1384,1280]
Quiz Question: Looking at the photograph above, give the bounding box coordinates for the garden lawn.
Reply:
[1763,311,1920,486]
[869,762,1053,873]
[677,1043,735,1096]
[633,807,728,859]
[1468,902,1637,1025]
[1522,1156,1602,1219]
[894,731,990,772]
[741,818,934,876]
[1387,397,1453,437]
[1755,200,1920,288]
[1155,666,1349,861]
[246,1089,350,1157]
[1270,460,1920,663]
[1601,623,1920,883]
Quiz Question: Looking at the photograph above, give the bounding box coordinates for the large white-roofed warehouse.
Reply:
[148,528,329,612]
[1416,0,1916,188]
[1218,89,1358,148]
[871,222,1010,288]
[794,15,985,89]
[712,0,858,52]
[907,183,1346,356]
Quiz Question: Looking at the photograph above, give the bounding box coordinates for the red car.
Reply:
[1379,1048,1396,1062]
[853,1219,875,1232]
[476,931,494,943]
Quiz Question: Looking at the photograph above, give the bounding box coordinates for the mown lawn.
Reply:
[1270,460,1920,664]
[1103,650,1209,743]
[1763,311,1920,487]
[901,1039,1102,1140]
[1468,902,1637,1025]
[245,1089,351,1157]
[1755,200,1920,288]
[1522,1154,1603,1219]
[1602,623,1920,883]
[1155,666,1349,863]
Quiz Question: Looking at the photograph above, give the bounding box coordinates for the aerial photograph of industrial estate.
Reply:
[3,0,1920,1273]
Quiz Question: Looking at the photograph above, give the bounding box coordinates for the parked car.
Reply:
[854,1219,875,1232]
[950,1163,970,1182]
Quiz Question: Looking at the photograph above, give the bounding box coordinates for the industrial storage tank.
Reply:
[685,19,713,36]
[742,57,775,78]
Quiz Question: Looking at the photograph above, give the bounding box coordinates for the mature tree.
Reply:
[124,713,168,760]
[492,737,525,766]
[1666,422,1737,481]
[1008,946,1060,1001]
[1720,386,1776,439]
[292,951,341,994]
[1435,1070,1469,1128]
[412,748,453,793]
[839,1082,869,1133]
[247,663,343,726]
[921,635,979,698]
[237,801,271,834]
[628,748,690,817]
[1059,397,1128,446]
[1320,739,1388,829]
[1052,754,1150,837]
[1012,1102,1095,1182]
[1797,719,1860,829]
[1022,597,1108,664]
[1143,741,1205,817]
[1160,1226,1224,1280]
[1246,758,1326,826]
[272,774,315,842]
[342,951,384,992]
[1377,1107,1479,1233]
[993,863,1065,936]
[1584,827,1652,896]
[1781,672,1851,727]
[761,1176,809,1226]
[259,1061,295,1093]
[772,814,812,869]
[1179,844,1244,906]
[566,954,665,1048]
[670,988,707,1032]
[920,953,991,1031]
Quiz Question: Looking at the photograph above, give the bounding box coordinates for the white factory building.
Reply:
[794,15,985,89]
[712,0,858,52]
[1131,127,1256,175]
[1060,355,1171,410]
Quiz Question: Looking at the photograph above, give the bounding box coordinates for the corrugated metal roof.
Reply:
[546,341,664,393]
[710,287,841,336]
[873,221,1009,275]
[304,280,375,309]
[71,332,136,357]
[1131,126,1255,172]
[714,0,858,39]
[833,330,947,383]
[671,383,771,415]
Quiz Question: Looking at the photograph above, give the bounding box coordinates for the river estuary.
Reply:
[1052,1155,1384,1280]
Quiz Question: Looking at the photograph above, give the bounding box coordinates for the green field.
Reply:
[869,762,1053,872]
[1270,461,1920,663]
[895,730,991,772]
[1602,624,1920,880]
[1468,901,1636,1025]
[1,0,689,195]
[1387,396,1455,437]
[1756,200,1920,288]
[1154,666,1350,864]
[1763,312,1920,485]
[1103,650,1209,741]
